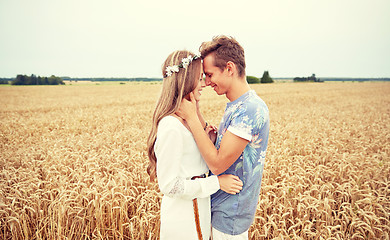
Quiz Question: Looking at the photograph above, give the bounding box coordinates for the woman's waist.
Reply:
[181,170,210,180]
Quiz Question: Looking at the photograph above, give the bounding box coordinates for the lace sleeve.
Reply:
[167,177,185,196]
[160,174,220,200]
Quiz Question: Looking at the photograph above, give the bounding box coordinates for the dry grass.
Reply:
[0,82,389,239]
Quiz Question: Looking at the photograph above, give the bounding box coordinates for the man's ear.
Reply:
[226,61,235,76]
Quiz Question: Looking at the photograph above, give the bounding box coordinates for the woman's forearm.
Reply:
[196,103,206,129]
[186,116,222,174]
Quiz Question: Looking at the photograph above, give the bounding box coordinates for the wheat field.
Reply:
[0,82,389,239]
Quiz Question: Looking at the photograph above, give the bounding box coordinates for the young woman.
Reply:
[147,50,243,240]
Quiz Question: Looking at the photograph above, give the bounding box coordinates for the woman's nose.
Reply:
[205,78,211,86]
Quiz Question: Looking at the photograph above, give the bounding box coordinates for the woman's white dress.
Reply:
[155,116,220,240]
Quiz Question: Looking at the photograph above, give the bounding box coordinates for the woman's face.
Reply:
[192,64,206,101]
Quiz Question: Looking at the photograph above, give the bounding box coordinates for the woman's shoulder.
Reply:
[160,115,180,124]
[158,115,185,130]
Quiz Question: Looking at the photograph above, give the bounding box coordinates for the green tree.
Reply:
[261,71,274,83]
[0,79,9,84]
[12,75,25,85]
[246,76,260,84]
[11,74,65,85]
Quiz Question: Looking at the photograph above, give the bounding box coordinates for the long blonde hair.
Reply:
[147,50,201,180]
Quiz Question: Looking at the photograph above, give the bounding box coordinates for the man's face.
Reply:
[203,54,229,95]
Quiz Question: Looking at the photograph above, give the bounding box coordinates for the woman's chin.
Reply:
[193,93,201,101]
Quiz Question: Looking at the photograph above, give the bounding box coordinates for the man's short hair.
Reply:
[199,35,246,77]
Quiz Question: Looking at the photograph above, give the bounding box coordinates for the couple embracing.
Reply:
[147,35,270,240]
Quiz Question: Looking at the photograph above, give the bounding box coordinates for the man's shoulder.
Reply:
[242,93,268,114]
[248,91,267,105]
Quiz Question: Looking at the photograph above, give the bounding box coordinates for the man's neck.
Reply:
[226,77,251,102]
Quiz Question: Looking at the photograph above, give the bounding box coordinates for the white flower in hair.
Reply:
[172,65,179,73]
[165,66,173,77]
[164,54,200,78]
[182,57,191,69]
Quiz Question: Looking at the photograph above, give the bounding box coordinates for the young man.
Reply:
[176,35,269,239]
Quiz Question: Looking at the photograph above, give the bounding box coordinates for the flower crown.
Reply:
[164,54,200,78]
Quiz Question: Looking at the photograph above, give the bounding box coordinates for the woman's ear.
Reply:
[184,93,191,101]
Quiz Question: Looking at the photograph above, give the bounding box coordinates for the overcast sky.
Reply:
[1,0,389,78]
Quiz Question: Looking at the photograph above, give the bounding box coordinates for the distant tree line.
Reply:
[321,77,390,82]
[294,74,323,82]
[12,74,65,85]
[62,77,162,82]
[246,71,274,84]
[0,78,12,84]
